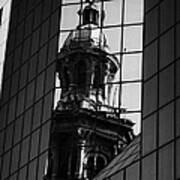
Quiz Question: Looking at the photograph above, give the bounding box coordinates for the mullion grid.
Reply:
[0,0,143,179]
[57,0,143,136]
[0,0,60,110]
[0,0,27,178]
[0,0,56,179]
[13,0,31,178]
[142,0,178,180]
[0,0,25,177]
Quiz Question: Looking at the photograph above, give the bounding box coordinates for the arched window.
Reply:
[86,156,96,179]
[96,156,106,173]
[87,156,94,174]
[85,153,107,179]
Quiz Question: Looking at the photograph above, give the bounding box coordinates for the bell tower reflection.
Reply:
[44,1,135,180]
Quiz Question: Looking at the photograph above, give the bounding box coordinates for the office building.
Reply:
[1,0,179,180]
[44,2,135,179]
[0,0,60,179]
[95,0,180,179]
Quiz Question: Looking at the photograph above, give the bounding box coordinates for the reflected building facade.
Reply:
[0,0,142,179]
[44,2,135,179]
[0,0,143,179]
[1,0,179,180]
[95,0,180,180]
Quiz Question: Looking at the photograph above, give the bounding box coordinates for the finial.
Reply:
[86,0,95,5]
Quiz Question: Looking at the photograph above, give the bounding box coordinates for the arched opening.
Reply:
[85,153,107,179]
[86,156,96,179]
[96,156,106,173]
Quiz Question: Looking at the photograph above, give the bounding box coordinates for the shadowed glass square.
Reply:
[158,143,174,180]
[142,152,156,180]
[142,114,157,155]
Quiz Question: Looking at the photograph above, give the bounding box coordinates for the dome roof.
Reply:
[61,28,108,51]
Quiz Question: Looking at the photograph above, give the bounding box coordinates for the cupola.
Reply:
[82,3,99,26]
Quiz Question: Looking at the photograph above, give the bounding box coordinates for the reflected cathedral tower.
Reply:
[44,1,134,179]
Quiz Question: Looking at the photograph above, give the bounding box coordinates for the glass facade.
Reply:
[0,0,143,179]
[0,0,59,179]
[95,0,180,179]
[1,0,179,180]
[142,0,179,180]
[56,0,143,135]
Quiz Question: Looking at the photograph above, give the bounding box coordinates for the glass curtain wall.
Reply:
[56,0,143,135]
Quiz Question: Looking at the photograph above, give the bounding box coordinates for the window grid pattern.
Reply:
[56,0,143,135]
[1,0,179,180]
[94,0,180,179]
[0,0,60,179]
